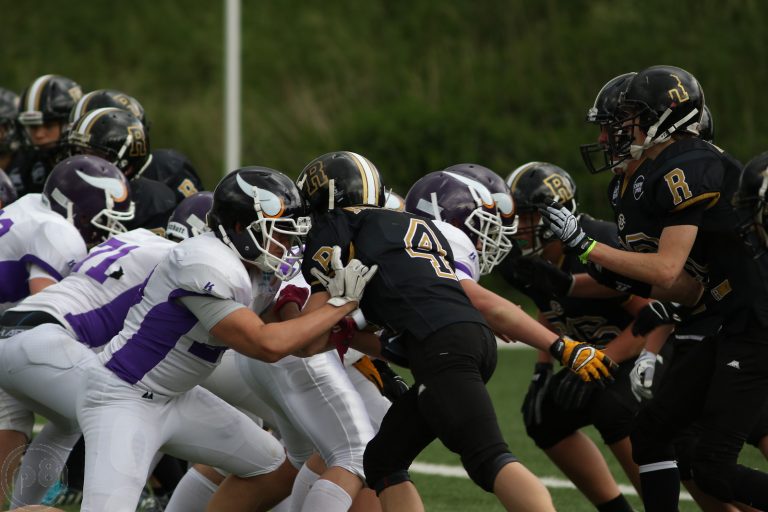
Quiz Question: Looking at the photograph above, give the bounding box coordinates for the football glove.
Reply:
[548,336,617,384]
[632,301,686,337]
[539,201,596,262]
[521,362,553,429]
[553,370,595,411]
[372,358,410,401]
[273,284,310,317]
[379,329,410,369]
[311,246,379,306]
[630,349,658,401]
[505,255,574,298]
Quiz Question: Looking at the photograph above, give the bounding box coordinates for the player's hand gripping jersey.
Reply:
[10,229,175,348]
[98,231,280,396]
[302,208,485,339]
[0,194,86,312]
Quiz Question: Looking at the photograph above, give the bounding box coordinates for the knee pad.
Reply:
[324,448,366,481]
[364,435,411,492]
[630,410,676,466]
[464,452,518,492]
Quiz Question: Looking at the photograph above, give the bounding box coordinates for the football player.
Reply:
[0,154,133,506]
[1,192,211,508]
[501,161,668,512]
[67,107,178,232]
[297,152,614,512]
[0,87,22,198]
[69,90,205,203]
[69,167,373,512]
[583,72,750,512]
[541,65,768,510]
[0,169,17,209]
[12,75,82,195]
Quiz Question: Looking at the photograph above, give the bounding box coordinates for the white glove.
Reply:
[310,246,346,297]
[630,349,657,401]
[311,246,378,307]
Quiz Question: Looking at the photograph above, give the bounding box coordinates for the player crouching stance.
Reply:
[72,167,376,512]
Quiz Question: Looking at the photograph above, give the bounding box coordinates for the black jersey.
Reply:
[139,149,204,204]
[608,138,768,332]
[302,207,486,340]
[501,215,633,346]
[6,148,57,195]
[124,176,178,234]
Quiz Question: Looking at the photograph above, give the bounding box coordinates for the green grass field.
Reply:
[43,347,766,511]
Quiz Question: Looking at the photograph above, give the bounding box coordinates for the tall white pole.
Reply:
[224,0,241,175]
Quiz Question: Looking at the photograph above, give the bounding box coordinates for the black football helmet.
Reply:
[166,191,213,242]
[580,72,636,174]
[405,170,509,275]
[698,104,714,143]
[733,151,768,256]
[18,74,82,127]
[0,169,17,208]
[42,155,135,244]
[208,167,311,280]
[69,89,147,128]
[0,87,20,154]
[609,65,704,161]
[296,151,385,216]
[506,162,577,254]
[68,107,150,176]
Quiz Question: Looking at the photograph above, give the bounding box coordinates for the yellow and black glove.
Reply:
[548,336,617,384]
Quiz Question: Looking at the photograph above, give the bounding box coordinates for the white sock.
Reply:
[289,464,320,512]
[11,424,80,507]
[270,496,292,512]
[300,479,353,512]
[164,467,218,512]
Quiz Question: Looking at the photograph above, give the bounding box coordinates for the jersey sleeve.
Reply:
[301,214,354,294]
[433,221,480,282]
[652,154,725,228]
[26,222,87,281]
[169,252,244,301]
[178,295,245,331]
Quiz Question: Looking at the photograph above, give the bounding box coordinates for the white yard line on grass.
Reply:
[411,461,694,501]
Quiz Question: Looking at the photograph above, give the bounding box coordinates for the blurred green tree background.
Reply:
[3,0,767,221]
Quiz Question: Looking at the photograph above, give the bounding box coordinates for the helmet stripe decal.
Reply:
[349,151,378,205]
[75,108,115,136]
[72,91,97,122]
[444,171,495,207]
[75,169,129,201]
[26,74,54,113]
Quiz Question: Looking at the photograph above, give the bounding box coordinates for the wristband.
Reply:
[578,239,598,264]
[350,308,368,330]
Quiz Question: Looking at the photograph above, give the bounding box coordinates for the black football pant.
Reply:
[364,322,516,494]
[631,329,768,509]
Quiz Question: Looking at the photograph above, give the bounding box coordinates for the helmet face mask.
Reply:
[405,170,510,275]
[580,72,637,174]
[506,162,577,255]
[209,168,311,281]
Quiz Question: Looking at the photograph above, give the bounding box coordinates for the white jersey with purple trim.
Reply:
[10,229,176,350]
[97,232,254,396]
[432,220,480,282]
[0,194,86,313]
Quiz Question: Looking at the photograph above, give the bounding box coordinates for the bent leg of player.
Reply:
[366,323,553,512]
[11,422,81,508]
[0,325,94,508]
[688,333,768,509]
[240,352,374,512]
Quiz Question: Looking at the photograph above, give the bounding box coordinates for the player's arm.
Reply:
[209,298,359,362]
[28,277,56,294]
[460,279,616,381]
[569,272,627,299]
